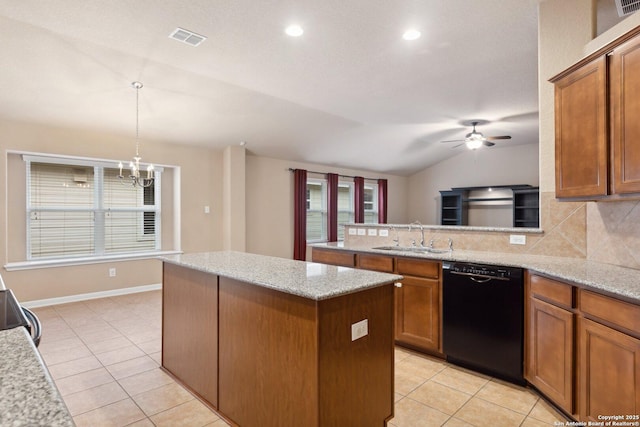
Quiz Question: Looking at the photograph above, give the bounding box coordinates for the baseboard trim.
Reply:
[22,283,162,308]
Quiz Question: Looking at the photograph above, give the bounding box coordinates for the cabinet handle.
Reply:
[394,282,403,288]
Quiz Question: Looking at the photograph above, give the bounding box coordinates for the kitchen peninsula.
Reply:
[160,251,402,427]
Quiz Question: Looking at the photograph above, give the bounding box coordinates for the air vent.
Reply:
[169,27,207,47]
[615,0,640,17]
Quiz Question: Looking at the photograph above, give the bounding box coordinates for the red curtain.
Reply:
[378,178,388,224]
[293,169,307,260]
[354,176,365,223]
[327,173,339,242]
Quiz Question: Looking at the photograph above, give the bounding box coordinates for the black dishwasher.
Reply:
[442,261,524,385]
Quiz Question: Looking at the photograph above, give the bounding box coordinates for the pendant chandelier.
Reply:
[118,81,154,187]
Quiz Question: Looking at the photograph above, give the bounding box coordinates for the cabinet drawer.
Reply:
[311,249,355,267]
[530,274,574,308]
[579,289,640,335]
[357,254,394,273]
[396,258,440,279]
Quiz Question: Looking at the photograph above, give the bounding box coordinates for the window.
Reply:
[364,183,379,224]
[337,182,354,240]
[306,179,327,242]
[26,156,161,260]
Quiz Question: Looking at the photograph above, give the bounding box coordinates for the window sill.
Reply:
[4,250,183,271]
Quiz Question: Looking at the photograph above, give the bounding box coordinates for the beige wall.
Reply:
[407,144,539,225]
[245,155,409,259]
[223,145,246,251]
[0,119,223,301]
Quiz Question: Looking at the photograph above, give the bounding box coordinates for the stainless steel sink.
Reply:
[372,246,451,254]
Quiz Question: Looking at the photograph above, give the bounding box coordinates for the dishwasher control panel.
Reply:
[443,262,523,279]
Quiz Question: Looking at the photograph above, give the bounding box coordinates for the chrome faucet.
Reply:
[391,226,400,246]
[408,221,425,247]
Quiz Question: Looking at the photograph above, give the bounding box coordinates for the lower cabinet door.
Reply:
[395,275,440,352]
[527,298,574,414]
[578,317,640,420]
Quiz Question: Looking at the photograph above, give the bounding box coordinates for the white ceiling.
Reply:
[0,0,541,176]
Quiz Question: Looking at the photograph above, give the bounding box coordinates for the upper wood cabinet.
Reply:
[611,34,640,194]
[552,56,608,198]
[551,26,640,199]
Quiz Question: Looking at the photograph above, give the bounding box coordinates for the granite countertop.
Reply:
[161,251,403,300]
[315,242,640,304]
[0,327,75,427]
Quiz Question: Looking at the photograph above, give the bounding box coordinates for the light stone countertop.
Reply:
[315,242,640,304]
[161,251,403,300]
[0,327,75,427]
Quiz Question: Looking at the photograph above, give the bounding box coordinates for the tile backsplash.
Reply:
[344,192,640,270]
[344,192,588,259]
[587,199,640,269]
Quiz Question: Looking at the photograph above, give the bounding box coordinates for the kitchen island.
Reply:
[161,251,402,427]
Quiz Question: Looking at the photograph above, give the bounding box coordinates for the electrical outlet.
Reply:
[367,229,377,236]
[379,229,389,237]
[109,268,116,277]
[357,228,366,236]
[509,235,526,245]
[204,205,210,214]
[348,228,357,235]
[351,319,368,341]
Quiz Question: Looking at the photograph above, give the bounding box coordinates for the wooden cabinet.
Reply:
[395,258,441,353]
[578,317,640,421]
[162,263,219,407]
[611,34,640,194]
[577,289,640,421]
[313,247,442,354]
[357,253,394,272]
[552,56,608,199]
[552,27,640,199]
[526,274,575,414]
[311,247,355,267]
[526,273,640,420]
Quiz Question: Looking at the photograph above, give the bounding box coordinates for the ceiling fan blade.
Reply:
[486,135,512,141]
[483,141,496,147]
[451,143,465,149]
[440,139,465,143]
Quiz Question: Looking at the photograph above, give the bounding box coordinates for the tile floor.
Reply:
[31,290,568,427]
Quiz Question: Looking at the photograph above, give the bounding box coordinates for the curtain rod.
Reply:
[287,168,381,181]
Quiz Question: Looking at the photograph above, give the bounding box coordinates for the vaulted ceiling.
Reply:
[0,1,541,175]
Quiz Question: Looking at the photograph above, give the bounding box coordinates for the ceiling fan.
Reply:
[440,120,512,149]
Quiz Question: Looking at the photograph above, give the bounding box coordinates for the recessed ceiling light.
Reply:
[402,29,421,41]
[285,25,304,37]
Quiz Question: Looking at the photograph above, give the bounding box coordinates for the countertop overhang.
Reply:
[161,251,402,300]
[314,242,640,303]
[0,327,74,427]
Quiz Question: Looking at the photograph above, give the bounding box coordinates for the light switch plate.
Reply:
[351,319,368,341]
[510,234,526,245]
[379,229,389,237]
[357,228,366,236]
[367,229,377,236]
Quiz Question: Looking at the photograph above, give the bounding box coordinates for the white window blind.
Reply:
[306,179,327,242]
[364,183,379,224]
[337,182,354,240]
[27,159,161,260]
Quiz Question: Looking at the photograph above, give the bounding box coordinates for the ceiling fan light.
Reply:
[466,139,483,149]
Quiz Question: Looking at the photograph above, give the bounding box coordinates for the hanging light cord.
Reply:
[133,81,142,159]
